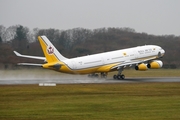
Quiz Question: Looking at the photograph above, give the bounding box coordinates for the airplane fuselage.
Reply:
[44,45,164,74]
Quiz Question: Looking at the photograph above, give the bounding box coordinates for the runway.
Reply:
[0,77,180,85]
[0,69,180,85]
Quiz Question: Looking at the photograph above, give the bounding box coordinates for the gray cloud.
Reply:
[0,0,180,35]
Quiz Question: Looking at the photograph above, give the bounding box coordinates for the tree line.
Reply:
[0,25,180,69]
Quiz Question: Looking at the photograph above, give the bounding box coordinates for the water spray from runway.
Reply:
[0,69,110,84]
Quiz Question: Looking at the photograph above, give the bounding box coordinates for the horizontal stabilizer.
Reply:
[14,51,46,61]
[17,63,43,66]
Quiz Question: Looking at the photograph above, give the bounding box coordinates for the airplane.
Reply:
[14,35,165,80]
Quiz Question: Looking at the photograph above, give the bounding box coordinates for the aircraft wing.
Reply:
[14,51,46,61]
[111,56,157,70]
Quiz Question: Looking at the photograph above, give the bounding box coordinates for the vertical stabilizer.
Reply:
[38,36,67,63]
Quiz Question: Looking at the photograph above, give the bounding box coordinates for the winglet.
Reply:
[14,51,22,57]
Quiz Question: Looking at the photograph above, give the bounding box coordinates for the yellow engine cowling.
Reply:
[147,60,163,69]
[135,63,148,71]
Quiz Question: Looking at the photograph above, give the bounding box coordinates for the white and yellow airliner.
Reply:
[14,36,165,79]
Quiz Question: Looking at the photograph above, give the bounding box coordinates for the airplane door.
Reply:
[101,57,105,65]
[133,48,139,59]
[72,61,77,69]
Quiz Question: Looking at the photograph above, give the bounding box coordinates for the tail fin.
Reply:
[38,36,67,63]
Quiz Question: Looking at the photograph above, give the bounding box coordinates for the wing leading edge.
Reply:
[111,56,157,70]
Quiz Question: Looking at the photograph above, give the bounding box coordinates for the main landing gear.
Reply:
[113,67,125,80]
[87,67,126,80]
[88,72,107,79]
[113,74,125,80]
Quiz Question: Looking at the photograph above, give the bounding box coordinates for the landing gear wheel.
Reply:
[113,75,117,79]
[120,74,125,79]
[113,74,125,80]
[95,74,99,78]
[117,75,122,80]
[101,73,107,79]
[88,74,99,78]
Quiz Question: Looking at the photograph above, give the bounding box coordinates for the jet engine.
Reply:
[135,63,148,71]
[147,60,163,69]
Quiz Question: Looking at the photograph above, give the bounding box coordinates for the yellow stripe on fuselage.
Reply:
[43,61,119,74]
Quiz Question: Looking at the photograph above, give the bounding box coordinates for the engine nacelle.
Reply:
[135,63,148,71]
[147,60,163,69]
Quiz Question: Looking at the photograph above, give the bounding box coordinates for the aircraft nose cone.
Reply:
[160,49,165,57]
[158,48,165,58]
[162,49,165,54]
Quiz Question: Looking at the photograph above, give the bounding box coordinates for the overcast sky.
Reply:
[0,0,180,36]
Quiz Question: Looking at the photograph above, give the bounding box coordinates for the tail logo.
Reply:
[47,46,54,55]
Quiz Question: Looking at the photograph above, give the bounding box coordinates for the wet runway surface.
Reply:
[0,77,180,85]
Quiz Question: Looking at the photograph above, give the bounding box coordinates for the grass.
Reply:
[0,83,180,120]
